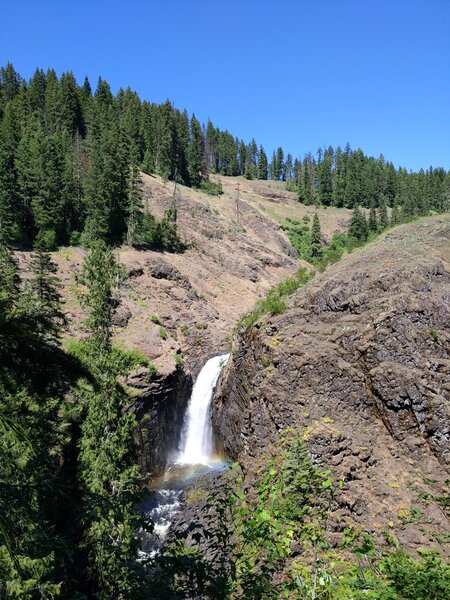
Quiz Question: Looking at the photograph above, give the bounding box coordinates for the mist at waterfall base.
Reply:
[139,354,230,558]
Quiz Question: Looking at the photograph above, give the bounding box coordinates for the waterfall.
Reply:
[139,353,230,558]
[177,353,229,465]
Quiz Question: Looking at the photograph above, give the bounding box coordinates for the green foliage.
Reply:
[283,218,350,270]
[72,245,146,598]
[310,212,323,257]
[349,205,369,241]
[148,429,450,600]
[382,550,450,599]
[174,352,184,370]
[137,208,184,253]
[66,338,150,375]
[81,240,118,351]
[199,179,224,195]
[239,268,314,329]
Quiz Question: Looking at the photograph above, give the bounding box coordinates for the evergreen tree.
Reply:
[0,122,19,244]
[378,194,389,230]
[276,146,284,180]
[28,243,66,343]
[310,213,323,258]
[0,244,66,598]
[283,152,294,182]
[258,146,268,180]
[318,155,333,205]
[348,205,368,241]
[391,196,400,226]
[269,151,278,180]
[332,148,347,207]
[78,242,144,597]
[82,241,117,350]
[188,114,205,187]
[368,200,378,232]
[299,159,314,205]
[126,156,144,246]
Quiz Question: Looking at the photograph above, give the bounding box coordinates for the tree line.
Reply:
[1,63,448,252]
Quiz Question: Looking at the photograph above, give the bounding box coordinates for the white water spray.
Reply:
[177,353,229,465]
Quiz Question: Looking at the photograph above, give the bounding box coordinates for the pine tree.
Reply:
[188,114,205,187]
[378,194,389,230]
[310,213,323,258]
[0,243,65,598]
[82,241,117,351]
[0,119,19,244]
[283,153,294,182]
[269,151,278,180]
[318,155,333,205]
[258,146,268,180]
[28,244,66,343]
[84,120,128,243]
[299,160,314,205]
[174,109,190,185]
[276,146,284,180]
[349,205,368,241]
[126,156,144,246]
[78,242,144,597]
[368,200,378,232]
[391,196,400,226]
[332,148,347,207]
[205,120,218,173]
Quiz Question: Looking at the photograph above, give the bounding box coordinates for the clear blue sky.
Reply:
[2,0,449,171]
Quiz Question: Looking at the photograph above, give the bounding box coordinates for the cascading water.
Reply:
[139,353,229,558]
[177,353,230,465]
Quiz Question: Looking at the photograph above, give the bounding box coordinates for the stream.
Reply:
[139,353,230,558]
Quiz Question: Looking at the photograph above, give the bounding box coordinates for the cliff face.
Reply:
[213,217,450,550]
[130,366,193,478]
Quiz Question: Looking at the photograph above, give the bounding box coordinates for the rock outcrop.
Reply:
[213,217,450,551]
[130,365,193,478]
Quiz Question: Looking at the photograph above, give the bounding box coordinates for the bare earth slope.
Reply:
[214,216,450,552]
[17,175,353,373]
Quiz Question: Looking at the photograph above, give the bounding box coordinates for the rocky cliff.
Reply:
[128,365,193,478]
[213,216,450,551]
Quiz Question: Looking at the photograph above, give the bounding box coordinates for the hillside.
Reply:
[17,175,357,373]
[214,215,450,553]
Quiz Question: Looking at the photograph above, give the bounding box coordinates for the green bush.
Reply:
[239,268,314,329]
[199,180,224,196]
[66,339,150,375]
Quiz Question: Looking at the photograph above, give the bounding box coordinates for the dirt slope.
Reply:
[17,175,351,373]
[214,216,450,552]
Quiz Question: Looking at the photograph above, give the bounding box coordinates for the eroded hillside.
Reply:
[214,216,450,552]
[17,175,355,373]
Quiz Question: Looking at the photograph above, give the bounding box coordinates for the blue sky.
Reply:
[2,0,449,171]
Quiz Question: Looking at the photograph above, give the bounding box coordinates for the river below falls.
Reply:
[138,459,228,558]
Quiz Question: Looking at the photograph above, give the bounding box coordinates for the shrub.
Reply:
[199,180,223,196]
[239,268,314,329]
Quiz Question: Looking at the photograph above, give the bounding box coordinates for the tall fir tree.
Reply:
[310,213,323,257]
[349,205,368,241]
[258,146,268,180]
[368,200,378,232]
